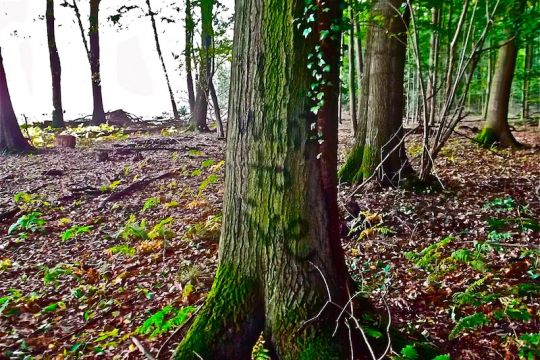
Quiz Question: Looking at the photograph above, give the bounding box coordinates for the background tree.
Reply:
[340,0,412,185]
[184,0,195,114]
[189,0,212,132]
[0,49,32,153]
[476,0,528,148]
[89,0,106,125]
[63,0,106,125]
[145,0,179,120]
[46,0,65,128]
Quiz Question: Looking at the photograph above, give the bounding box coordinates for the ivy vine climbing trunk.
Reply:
[189,0,212,132]
[89,0,106,125]
[172,1,377,359]
[46,0,65,128]
[146,0,179,120]
[184,0,195,114]
[339,0,412,185]
[0,49,32,153]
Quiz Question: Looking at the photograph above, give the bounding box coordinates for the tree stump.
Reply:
[55,134,76,148]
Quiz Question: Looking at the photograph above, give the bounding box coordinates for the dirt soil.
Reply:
[0,123,539,359]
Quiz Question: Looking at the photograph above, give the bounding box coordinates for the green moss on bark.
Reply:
[474,127,498,147]
[173,265,261,359]
[339,145,366,183]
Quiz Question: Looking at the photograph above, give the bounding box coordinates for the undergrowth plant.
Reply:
[137,305,195,338]
[8,212,46,235]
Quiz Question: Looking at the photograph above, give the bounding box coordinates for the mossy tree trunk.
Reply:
[339,0,412,186]
[0,49,32,153]
[46,0,65,128]
[173,1,374,359]
[477,0,526,148]
[190,0,212,132]
[146,0,179,120]
[476,38,520,148]
[89,0,106,125]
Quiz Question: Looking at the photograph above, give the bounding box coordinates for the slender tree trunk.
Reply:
[46,0,64,128]
[521,42,532,121]
[184,0,195,114]
[339,8,371,183]
[0,49,32,153]
[427,6,440,126]
[483,38,494,119]
[172,1,382,358]
[190,0,212,132]
[477,37,521,148]
[340,0,413,185]
[348,6,358,136]
[445,0,469,99]
[209,80,224,138]
[89,0,106,125]
[146,0,179,120]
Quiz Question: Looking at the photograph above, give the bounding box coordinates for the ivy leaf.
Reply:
[320,30,330,40]
[303,28,312,38]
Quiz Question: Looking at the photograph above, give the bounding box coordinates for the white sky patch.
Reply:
[0,0,233,122]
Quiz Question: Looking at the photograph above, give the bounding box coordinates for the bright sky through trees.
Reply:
[0,0,232,122]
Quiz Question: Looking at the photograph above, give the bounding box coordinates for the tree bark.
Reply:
[426,6,440,126]
[476,37,520,148]
[172,1,378,359]
[184,0,195,114]
[46,0,65,128]
[521,42,532,122]
[0,48,32,153]
[339,0,413,185]
[189,0,212,132]
[146,0,179,120]
[89,0,106,125]
[209,80,224,138]
[348,6,358,136]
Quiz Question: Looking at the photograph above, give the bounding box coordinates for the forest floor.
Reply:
[0,120,539,359]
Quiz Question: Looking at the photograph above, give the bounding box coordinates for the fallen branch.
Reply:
[0,207,19,223]
[99,170,177,208]
[132,337,157,360]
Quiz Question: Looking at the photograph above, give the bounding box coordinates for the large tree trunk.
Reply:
[89,0,106,125]
[339,0,412,185]
[0,49,32,152]
[189,0,212,132]
[146,0,179,120]
[476,37,520,148]
[172,1,381,359]
[184,0,195,114]
[46,0,64,128]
